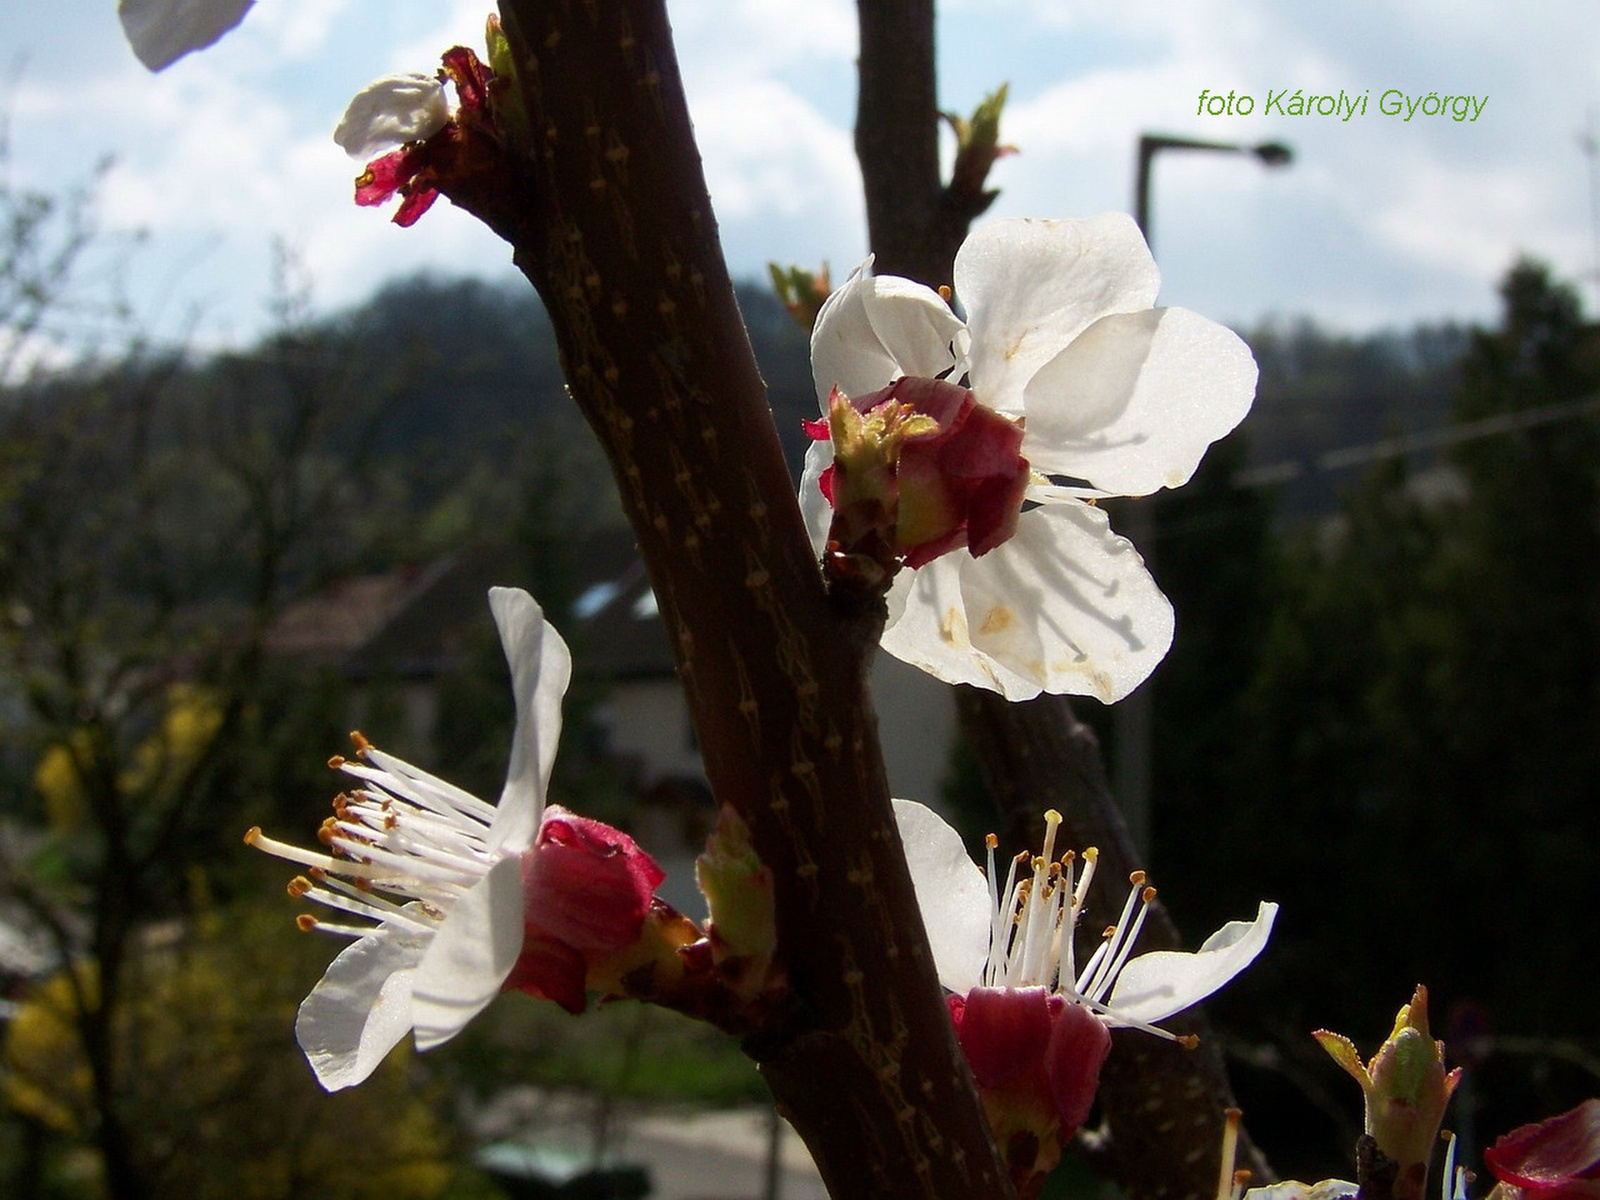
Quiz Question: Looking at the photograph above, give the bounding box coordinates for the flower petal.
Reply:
[881,500,1174,702]
[486,587,571,853]
[891,799,990,994]
[1106,901,1278,1026]
[295,930,423,1091]
[334,73,452,160]
[956,215,1160,414]
[118,0,254,71]
[1021,307,1256,495]
[408,855,526,1050]
[811,261,966,408]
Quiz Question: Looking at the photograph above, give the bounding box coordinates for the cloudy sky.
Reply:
[4,1,1598,353]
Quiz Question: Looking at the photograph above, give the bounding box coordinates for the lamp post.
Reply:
[1115,133,1292,856]
[1134,134,1292,248]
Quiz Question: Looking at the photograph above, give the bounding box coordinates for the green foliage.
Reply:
[1146,261,1600,1179]
[2,894,490,1199]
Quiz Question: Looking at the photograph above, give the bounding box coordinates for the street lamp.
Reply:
[1115,132,1292,856]
[1134,134,1293,246]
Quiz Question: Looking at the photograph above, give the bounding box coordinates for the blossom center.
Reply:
[245,732,503,942]
[982,810,1183,1040]
[808,376,1032,588]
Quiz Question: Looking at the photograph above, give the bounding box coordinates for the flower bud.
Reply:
[809,376,1029,594]
[1315,985,1461,1200]
[694,806,781,1000]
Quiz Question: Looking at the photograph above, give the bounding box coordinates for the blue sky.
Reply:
[4,1,1598,356]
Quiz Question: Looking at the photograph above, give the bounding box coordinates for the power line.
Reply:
[1232,391,1600,487]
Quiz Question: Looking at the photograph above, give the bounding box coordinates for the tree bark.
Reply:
[477,4,1011,1197]
[850,3,1273,1196]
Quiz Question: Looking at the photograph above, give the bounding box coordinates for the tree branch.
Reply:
[470,4,1010,1196]
[849,2,1272,1195]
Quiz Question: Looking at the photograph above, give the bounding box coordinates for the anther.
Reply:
[296,914,318,932]
[1142,885,1158,904]
[1129,869,1147,886]
[1178,1034,1201,1050]
[288,876,313,898]
[985,833,999,849]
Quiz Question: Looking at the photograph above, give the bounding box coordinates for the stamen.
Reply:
[353,746,497,822]
[1441,1131,1470,1200]
[1215,1109,1242,1200]
[247,826,381,879]
[300,881,435,935]
[1078,872,1155,1002]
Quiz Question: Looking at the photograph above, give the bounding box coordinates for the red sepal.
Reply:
[522,806,665,953]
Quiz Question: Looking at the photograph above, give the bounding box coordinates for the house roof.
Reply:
[265,534,677,681]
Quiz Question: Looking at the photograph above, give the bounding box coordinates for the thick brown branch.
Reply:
[848,1,1272,1188]
[479,4,1008,1197]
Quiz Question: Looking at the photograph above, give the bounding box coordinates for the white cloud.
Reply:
[6,0,1600,344]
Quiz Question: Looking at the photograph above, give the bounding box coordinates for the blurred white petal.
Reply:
[118,0,255,71]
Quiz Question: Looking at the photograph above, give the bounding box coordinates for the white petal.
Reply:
[956,215,1160,414]
[811,260,966,407]
[409,856,526,1050]
[1022,307,1257,495]
[1106,901,1279,1026]
[798,440,833,556]
[295,931,424,1091]
[334,73,452,160]
[118,0,254,71]
[891,799,990,995]
[486,587,570,853]
[881,501,1175,702]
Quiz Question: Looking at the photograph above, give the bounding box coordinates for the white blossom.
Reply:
[804,215,1257,702]
[893,798,1277,1032]
[248,587,569,1090]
